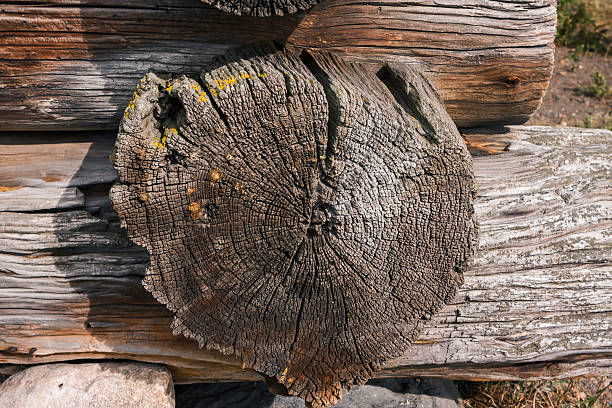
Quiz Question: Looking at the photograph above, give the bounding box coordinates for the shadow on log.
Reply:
[109,44,478,407]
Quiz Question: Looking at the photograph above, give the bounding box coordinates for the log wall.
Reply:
[0,0,556,130]
[1,126,610,382]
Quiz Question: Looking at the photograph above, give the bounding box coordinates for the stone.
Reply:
[0,362,174,408]
[176,378,463,408]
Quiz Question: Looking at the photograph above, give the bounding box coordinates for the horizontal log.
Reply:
[0,126,610,382]
[0,0,555,131]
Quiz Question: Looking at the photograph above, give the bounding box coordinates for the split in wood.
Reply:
[110,43,477,408]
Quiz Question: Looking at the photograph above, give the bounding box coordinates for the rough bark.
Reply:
[0,126,610,386]
[199,0,320,16]
[108,44,477,408]
[0,0,556,130]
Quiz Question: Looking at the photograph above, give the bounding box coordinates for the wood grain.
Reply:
[1,125,610,383]
[199,0,321,16]
[0,0,556,131]
[107,46,478,407]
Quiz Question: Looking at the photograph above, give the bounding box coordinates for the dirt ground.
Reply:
[460,377,612,408]
[527,47,611,129]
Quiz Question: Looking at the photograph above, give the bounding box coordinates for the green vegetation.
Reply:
[557,0,611,55]
[582,71,610,99]
[568,46,585,61]
[581,112,611,131]
[579,381,611,408]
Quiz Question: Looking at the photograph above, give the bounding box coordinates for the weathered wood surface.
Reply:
[1,125,610,383]
[199,0,320,16]
[109,45,478,407]
[0,0,556,131]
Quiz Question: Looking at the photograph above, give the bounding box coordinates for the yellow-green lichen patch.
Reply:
[206,71,268,97]
[154,128,177,149]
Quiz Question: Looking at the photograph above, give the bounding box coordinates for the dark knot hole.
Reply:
[307,202,340,237]
[505,75,521,88]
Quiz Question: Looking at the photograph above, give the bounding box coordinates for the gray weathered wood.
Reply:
[0,126,610,384]
[108,45,478,407]
[0,0,556,130]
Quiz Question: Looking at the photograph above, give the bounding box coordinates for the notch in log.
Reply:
[109,43,478,408]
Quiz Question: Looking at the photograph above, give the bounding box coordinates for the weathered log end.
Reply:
[200,0,320,16]
[109,44,478,408]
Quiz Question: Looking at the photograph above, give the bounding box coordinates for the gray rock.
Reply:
[176,378,463,408]
[0,362,174,408]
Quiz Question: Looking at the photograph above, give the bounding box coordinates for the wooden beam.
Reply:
[0,0,556,131]
[0,126,609,382]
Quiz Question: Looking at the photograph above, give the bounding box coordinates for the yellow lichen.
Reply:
[123,88,144,118]
[154,128,176,149]
[154,135,167,149]
[207,84,218,97]
[206,72,266,95]
[215,79,227,91]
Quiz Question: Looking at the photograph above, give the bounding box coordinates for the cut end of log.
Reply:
[109,44,478,407]
[200,0,320,16]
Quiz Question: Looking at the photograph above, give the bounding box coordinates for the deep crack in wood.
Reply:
[109,44,478,408]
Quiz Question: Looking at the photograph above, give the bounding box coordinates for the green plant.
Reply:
[557,0,611,55]
[584,114,593,128]
[583,71,610,99]
[579,381,611,408]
